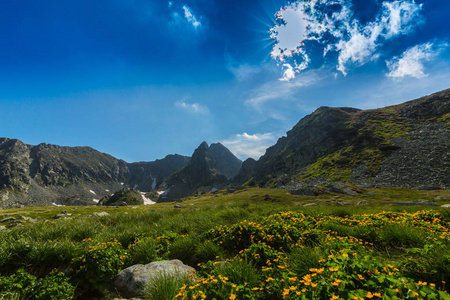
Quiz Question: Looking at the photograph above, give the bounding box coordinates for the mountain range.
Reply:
[0,88,448,208]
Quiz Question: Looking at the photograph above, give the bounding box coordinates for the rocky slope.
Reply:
[126,155,190,192]
[0,140,189,208]
[237,88,450,190]
[158,142,242,202]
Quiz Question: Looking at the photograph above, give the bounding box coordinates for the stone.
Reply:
[337,202,352,206]
[92,212,110,217]
[357,201,368,205]
[441,204,450,208]
[394,200,438,206]
[16,215,31,221]
[303,203,317,206]
[0,217,15,223]
[0,225,7,230]
[114,259,196,298]
[51,211,73,219]
[174,204,187,208]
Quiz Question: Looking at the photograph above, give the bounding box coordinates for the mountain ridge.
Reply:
[0,88,449,207]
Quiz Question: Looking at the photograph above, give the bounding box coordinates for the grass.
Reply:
[1,187,450,299]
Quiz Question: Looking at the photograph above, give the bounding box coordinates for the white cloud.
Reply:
[221,132,278,160]
[386,41,448,78]
[279,64,296,82]
[182,5,201,28]
[175,100,209,114]
[270,0,424,77]
[270,6,310,60]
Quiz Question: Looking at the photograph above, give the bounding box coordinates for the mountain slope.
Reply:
[237,88,450,189]
[126,154,190,191]
[0,140,189,208]
[158,142,242,202]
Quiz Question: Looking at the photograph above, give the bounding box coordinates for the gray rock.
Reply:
[92,212,110,217]
[441,204,450,208]
[174,204,187,208]
[357,201,368,205]
[303,203,317,206]
[0,217,15,223]
[51,211,73,219]
[365,192,377,195]
[0,225,7,230]
[435,196,450,200]
[395,200,438,206]
[114,259,196,298]
[16,215,32,221]
[337,202,352,206]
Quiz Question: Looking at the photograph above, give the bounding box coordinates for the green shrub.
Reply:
[71,238,130,291]
[0,269,75,300]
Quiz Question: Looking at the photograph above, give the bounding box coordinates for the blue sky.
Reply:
[1,0,449,162]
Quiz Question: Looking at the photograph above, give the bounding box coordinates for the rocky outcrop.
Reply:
[237,88,450,189]
[98,188,144,206]
[114,260,196,298]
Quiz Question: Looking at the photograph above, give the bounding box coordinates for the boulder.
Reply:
[0,217,15,223]
[114,259,196,298]
[92,212,110,217]
[441,204,450,208]
[174,204,187,208]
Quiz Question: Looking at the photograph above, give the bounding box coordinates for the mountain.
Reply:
[158,142,242,202]
[1,88,448,207]
[237,88,450,190]
[0,140,189,208]
[126,155,190,191]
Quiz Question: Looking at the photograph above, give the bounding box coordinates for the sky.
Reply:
[1,0,449,162]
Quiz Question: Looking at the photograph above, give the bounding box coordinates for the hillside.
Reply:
[0,141,189,208]
[237,88,450,190]
[158,142,242,202]
[0,88,448,207]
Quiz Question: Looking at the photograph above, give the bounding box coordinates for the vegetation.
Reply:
[298,115,411,182]
[1,187,450,299]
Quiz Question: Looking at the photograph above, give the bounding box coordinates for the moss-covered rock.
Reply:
[98,188,144,206]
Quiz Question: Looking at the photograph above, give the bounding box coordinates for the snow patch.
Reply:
[141,193,156,205]
[93,199,99,203]
[52,203,65,207]
[105,189,110,192]
[120,182,124,186]
[89,190,96,195]
[158,189,170,199]
[152,177,157,190]
[133,184,138,190]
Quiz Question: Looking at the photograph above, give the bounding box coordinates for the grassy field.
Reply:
[1,187,450,299]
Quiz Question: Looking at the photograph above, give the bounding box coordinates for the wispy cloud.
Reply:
[270,0,424,78]
[221,132,278,160]
[168,3,202,30]
[244,69,322,112]
[386,41,448,78]
[182,5,201,28]
[175,99,209,114]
